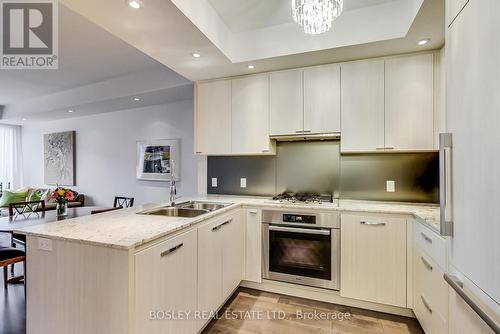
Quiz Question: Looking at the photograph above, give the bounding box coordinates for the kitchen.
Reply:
[0,0,498,333]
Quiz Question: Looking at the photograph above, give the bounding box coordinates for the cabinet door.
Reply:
[385,54,434,150]
[135,229,197,334]
[245,209,262,283]
[341,214,407,307]
[270,69,303,135]
[232,75,273,154]
[304,64,341,134]
[197,219,223,315]
[221,211,244,299]
[341,60,385,152]
[196,80,231,154]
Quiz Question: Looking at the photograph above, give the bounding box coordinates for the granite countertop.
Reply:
[16,196,440,250]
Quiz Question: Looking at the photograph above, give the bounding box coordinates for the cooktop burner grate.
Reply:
[272,191,333,203]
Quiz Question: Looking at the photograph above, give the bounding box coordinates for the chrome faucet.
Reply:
[169,160,177,206]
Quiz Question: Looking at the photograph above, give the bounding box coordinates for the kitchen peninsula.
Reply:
[17,196,440,334]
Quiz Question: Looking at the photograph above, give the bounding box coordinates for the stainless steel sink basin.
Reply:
[140,207,208,218]
[176,201,231,212]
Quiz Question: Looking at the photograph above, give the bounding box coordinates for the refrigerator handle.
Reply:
[439,133,453,236]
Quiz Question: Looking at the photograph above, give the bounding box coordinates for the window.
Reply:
[0,124,23,189]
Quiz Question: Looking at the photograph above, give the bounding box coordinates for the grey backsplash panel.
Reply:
[207,141,439,203]
[340,152,439,203]
[207,156,276,196]
[276,141,340,197]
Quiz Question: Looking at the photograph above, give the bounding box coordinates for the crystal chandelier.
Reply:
[292,0,343,35]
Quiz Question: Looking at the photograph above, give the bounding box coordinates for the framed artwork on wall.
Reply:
[44,131,76,186]
[136,139,180,181]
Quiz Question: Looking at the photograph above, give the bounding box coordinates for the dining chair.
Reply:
[7,200,44,275]
[91,207,123,215]
[113,196,134,208]
[0,246,25,289]
[8,200,46,217]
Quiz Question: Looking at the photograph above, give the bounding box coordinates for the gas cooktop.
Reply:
[271,191,334,204]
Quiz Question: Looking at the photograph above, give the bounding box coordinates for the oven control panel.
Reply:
[282,214,316,225]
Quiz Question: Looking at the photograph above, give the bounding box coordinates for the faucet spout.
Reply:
[169,160,177,206]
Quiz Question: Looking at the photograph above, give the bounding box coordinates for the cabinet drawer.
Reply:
[413,289,448,334]
[413,246,449,320]
[413,221,447,270]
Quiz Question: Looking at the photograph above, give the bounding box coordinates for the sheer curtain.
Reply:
[0,124,23,189]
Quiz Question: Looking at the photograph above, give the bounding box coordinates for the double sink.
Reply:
[138,201,232,218]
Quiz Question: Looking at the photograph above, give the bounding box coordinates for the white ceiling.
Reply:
[0,4,191,123]
[208,0,395,32]
[60,0,444,81]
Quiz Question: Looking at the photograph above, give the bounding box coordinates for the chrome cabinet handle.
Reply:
[160,243,183,257]
[248,210,258,215]
[212,219,231,232]
[376,147,385,150]
[262,149,269,152]
[420,256,433,271]
[385,146,395,150]
[360,221,386,226]
[295,130,304,133]
[444,274,500,333]
[302,130,312,133]
[420,232,433,243]
[269,225,330,236]
[421,296,433,314]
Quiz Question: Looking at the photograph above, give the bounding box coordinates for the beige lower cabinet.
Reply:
[135,229,198,334]
[244,208,262,283]
[196,210,244,332]
[411,220,449,334]
[341,213,407,307]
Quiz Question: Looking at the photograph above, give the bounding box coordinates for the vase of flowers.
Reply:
[51,187,75,217]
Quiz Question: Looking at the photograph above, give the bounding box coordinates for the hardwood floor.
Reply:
[203,288,424,334]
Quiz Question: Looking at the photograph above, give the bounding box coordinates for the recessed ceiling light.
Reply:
[192,53,201,58]
[417,39,430,46]
[127,0,143,9]
[248,65,255,69]
[134,97,141,101]
[68,110,73,113]
[22,118,27,121]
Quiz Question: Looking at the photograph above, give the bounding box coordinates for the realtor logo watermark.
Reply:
[1,0,58,69]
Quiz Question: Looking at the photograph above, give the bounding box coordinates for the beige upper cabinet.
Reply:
[304,64,341,134]
[385,54,434,151]
[195,80,231,155]
[231,75,274,154]
[269,69,304,136]
[341,60,385,152]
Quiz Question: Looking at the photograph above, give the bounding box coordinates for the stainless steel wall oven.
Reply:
[262,210,340,290]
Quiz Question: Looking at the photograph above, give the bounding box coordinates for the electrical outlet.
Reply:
[240,178,247,188]
[211,178,217,187]
[38,238,52,251]
[386,180,396,193]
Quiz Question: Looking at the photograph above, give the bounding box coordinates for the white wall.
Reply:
[22,100,198,206]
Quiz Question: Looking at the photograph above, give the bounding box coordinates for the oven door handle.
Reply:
[269,225,331,235]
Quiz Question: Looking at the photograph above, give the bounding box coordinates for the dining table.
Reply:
[0,206,115,285]
[0,206,114,234]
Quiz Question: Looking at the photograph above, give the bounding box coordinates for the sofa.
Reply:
[0,188,85,216]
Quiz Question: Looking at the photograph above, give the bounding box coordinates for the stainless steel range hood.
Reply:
[270,132,341,142]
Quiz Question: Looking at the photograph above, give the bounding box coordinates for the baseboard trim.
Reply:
[240,279,415,318]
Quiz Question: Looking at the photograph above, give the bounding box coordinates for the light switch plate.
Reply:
[38,238,52,251]
[240,178,247,188]
[211,178,217,187]
[386,180,396,193]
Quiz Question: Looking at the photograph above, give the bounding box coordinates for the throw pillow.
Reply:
[0,188,29,208]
